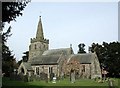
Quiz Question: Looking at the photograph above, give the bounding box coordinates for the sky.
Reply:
[4,1,118,61]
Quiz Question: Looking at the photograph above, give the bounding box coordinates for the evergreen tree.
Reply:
[2,27,17,77]
[1,1,30,76]
[22,51,29,62]
[2,1,30,27]
[91,43,104,67]
[90,41,120,77]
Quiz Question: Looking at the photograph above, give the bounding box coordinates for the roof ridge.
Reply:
[47,47,71,51]
[75,53,94,55]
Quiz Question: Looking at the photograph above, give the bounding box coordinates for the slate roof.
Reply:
[31,55,61,65]
[70,53,96,64]
[22,62,33,70]
[42,48,73,56]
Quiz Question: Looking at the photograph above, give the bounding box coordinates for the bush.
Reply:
[24,75,28,82]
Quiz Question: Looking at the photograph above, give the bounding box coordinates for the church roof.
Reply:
[31,55,62,65]
[69,53,97,64]
[42,48,73,56]
[22,62,33,70]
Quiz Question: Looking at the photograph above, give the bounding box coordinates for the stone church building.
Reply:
[18,16,102,79]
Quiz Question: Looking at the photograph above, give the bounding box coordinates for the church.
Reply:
[18,16,102,79]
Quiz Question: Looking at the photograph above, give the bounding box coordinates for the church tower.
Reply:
[28,16,49,60]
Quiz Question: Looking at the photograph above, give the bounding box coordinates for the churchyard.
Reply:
[2,77,119,87]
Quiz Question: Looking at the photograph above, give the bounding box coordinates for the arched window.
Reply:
[49,67,53,73]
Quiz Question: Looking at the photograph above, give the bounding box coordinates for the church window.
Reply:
[49,67,53,73]
[94,62,97,74]
[82,65,85,72]
[51,67,53,73]
[42,66,44,72]
[35,44,37,49]
[36,67,39,75]
[49,67,50,73]
[93,59,97,74]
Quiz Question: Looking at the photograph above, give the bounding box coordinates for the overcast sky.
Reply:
[4,1,118,61]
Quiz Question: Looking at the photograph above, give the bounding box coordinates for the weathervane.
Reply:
[40,11,42,17]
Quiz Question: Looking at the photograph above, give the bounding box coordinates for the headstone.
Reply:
[70,70,75,83]
[108,78,115,88]
[52,77,56,83]
[61,72,64,80]
[50,73,54,81]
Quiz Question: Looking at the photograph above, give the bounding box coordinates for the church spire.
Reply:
[36,16,44,41]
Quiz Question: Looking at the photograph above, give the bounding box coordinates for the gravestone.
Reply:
[60,72,64,80]
[52,77,56,83]
[50,73,55,81]
[108,78,115,88]
[70,69,75,83]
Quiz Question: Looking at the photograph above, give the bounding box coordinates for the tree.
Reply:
[17,51,29,67]
[2,1,30,27]
[22,51,29,62]
[90,42,120,77]
[104,42,120,77]
[78,43,86,54]
[1,1,30,77]
[2,27,17,77]
[17,59,22,66]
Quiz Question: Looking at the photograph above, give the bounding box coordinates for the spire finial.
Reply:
[40,11,42,18]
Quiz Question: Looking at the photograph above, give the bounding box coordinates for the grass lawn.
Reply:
[0,77,1,88]
[2,77,119,88]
